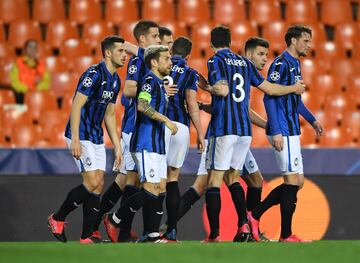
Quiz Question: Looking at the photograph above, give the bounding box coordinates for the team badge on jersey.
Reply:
[270,71,280,81]
[149,169,155,177]
[128,65,137,74]
[83,77,93,88]
[294,158,299,166]
[249,160,255,168]
[142,83,152,93]
[85,157,92,166]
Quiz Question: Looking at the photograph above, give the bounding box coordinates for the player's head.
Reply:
[145,45,172,78]
[285,24,312,57]
[133,20,161,47]
[159,26,174,49]
[172,37,192,59]
[101,35,127,68]
[24,39,38,59]
[210,26,231,49]
[245,37,269,71]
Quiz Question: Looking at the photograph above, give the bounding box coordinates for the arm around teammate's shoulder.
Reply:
[257,80,306,96]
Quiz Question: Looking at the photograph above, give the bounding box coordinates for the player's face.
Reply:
[248,46,268,71]
[295,32,312,57]
[110,42,127,68]
[161,35,174,49]
[144,27,161,47]
[157,51,172,77]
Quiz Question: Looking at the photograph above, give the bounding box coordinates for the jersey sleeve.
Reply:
[121,93,130,107]
[126,55,145,82]
[76,66,100,97]
[207,56,227,86]
[298,99,316,124]
[110,77,121,104]
[267,59,288,84]
[137,47,145,60]
[138,77,154,103]
[186,70,199,91]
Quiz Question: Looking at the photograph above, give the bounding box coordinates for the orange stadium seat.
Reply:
[213,0,246,25]
[301,58,324,84]
[316,41,346,61]
[330,59,357,90]
[0,0,29,23]
[249,0,281,25]
[230,21,258,54]
[24,91,58,122]
[191,22,215,58]
[344,111,360,145]
[69,0,102,24]
[301,92,323,112]
[312,74,337,99]
[2,111,32,141]
[0,23,5,42]
[321,0,353,25]
[71,56,96,74]
[0,89,15,104]
[61,39,92,59]
[45,56,69,73]
[8,20,42,48]
[12,124,41,147]
[83,21,115,49]
[300,124,318,147]
[0,57,14,87]
[326,92,356,116]
[161,21,188,38]
[119,21,138,44]
[262,21,288,55]
[251,126,269,147]
[308,23,327,52]
[46,20,79,49]
[33,0,66,23]
[188,58,208,77]
[347,74,360,104]
[318,126,350,147]
[105,0,138,24]
[37,43,52,57]
[250,88,266,118]
[285,0,318,24]
[142,0,175,22]
[0,42,15,58]
[178,0,210,25]
[39,110,68,141]
[334,22,359,51]
[51,72,78,98]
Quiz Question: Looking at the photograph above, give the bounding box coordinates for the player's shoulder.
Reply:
[270,55,287,68]
[84,63,101,75]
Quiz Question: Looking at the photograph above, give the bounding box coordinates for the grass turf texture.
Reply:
[0,241,358,263]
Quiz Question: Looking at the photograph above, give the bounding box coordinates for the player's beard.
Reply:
[159,67,171,78]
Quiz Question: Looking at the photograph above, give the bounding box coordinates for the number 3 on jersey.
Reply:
[232,73,245,102]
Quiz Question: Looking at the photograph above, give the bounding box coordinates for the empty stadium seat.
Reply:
[308,23,327,52]
[46,20,79,49]
[119,22,138,44]
[71,56,96,74]
[83,21,115,49]
[161,21,188,38]
[0,42,15,58]
[300,124,318,146]
[330,59,357,89]
[60,39,92,59]
[316,41,346,61]
[301,58,324,84]
[344,111,360,145]
[312,74,337,99]
[69,0,102,24]
[0,0,29,23]
[0,23,5,42]
[213,0,246,25]
[0,57,14,87]
[33,0,66,23]
[178,0,210,25]
[2,110,32,141]
[285,0,318,24]
[105,0,138,23]
[142,0,175,22]
[262,21,288,54]
[249,0,281,25]
[12,124,41,147]
[191,22,215,58]
[321,0,353,25]
[335,22,359,51]
[45,56,70,73]
[347,75,360,106]
[0,89,15,105]
[301,92,323,112]
[24,91,58,122]
[188,58,208,78]
[51,72,78,98]
[39,110,68,141]
[230,21,258,54]
[8,20,42,48]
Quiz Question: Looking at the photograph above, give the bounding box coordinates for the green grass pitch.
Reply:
[0,241,359,263]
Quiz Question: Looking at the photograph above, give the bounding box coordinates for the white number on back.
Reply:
[232,73,245,102]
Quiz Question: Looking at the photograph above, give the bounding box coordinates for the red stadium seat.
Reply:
[24,91,58,122]
[119,22,138,44]
[51,72,78,98]
[213,0,246,25]
[335,22,359,51]
[47,20,79,49]
[230,21,258,54]
[316,41,346,61]
[191,22,215,58]
[161,21,188,38]
[60,39,92,59]
[330,59,357,90]
[142,0,175,23]
[33,0,66,23]
[286,0,318,24]
[262,21,288,55]
[0,0,29,23]
[39,110,68,141]
[0,89,15,105]
[301,58,324,84]
[83,21,115,50]
[249,0,281,25]
[12,124,42,147]
[178,0,210,25]
[8,20,42,48]
[321,0,353,25]
[105,0,138,24]
[69,0,102,24]
[45,56,69,73]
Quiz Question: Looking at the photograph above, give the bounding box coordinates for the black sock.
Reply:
[252,184,284,220]
[246,187,262,212]
[53,184,89,221]
[166,182,180,232]
[146,192,165,234]
[280,184,299,239]
[94,182,122,231]
[81,193,101,239]
[228,182,247,227]
[177,187,201,222]
[205,187,221,239]
[121,185,141,207]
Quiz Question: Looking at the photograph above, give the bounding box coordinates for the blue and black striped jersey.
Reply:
[65,61,121,144]
[122,48,149,134]
[130,71,168,154]
[207,48,264,137]
[166,56,198,127]
[264,50,305,136]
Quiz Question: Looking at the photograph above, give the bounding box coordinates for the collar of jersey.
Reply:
[282,50,299,64]
[100,61,118,79]
[172,55,186,64]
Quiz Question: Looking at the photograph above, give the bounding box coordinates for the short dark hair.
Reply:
[133,20,159,42]
[244,37,269,53]
[210,26,231,48]
[159,26,173,40]
[172,37,192,58]
[144,45,169,69]
[285,24,312,47]
[101,35,125,58]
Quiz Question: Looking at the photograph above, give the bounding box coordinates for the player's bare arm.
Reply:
[123,80,138,97]
[138,98,178,135]
[249,108,267,129]
[207,80,229,97]
[104,103,122,169]
[186,89,205,152]
[257,80,305,96]
[70,92,88,159]
[124,41,139,56]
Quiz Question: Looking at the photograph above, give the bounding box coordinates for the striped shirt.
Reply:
[65,61,120,144]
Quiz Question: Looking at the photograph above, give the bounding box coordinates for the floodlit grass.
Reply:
[0,241,359,263]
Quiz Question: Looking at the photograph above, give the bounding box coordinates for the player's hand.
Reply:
[164,84,178,97]
[70,139,82,160]
[113,146,123,171]
[293,80,306,95]
[272,134,283,152]
[197,135,205,153]
[213,84,229,97]
[165,120,178,135]
[312,121,324,137]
